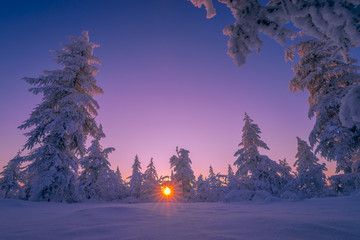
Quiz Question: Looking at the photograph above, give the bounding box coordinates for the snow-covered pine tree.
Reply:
[279,159,292,176]
[227,164,234,178]
[115,166,124,185]
[193,174,210,201]
[226,164,238,191]
[234,112,269,176]
[206,165,223,201]
[234,113,283,195]
[294,137,328,198]
[143,158,159,200]
[115,166,127,197]
[0,152,24,199]
[209,166,216,178]
[278,158,295,193]
[191,0,360,67]
[79,125,123,201]
[128,155,143,199]
[286,39,360,173]
[19,31,103,202]
[170,147,196,200]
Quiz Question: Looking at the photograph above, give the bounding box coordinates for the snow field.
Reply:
[1,194,359,240]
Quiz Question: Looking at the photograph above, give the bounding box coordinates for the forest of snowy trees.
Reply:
[1,0,360,202]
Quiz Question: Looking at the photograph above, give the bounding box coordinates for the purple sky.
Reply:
[2,0,357,178]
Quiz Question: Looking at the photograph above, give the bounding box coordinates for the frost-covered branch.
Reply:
[190,0,360,66]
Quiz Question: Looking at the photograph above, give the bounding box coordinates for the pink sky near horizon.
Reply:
[0,0,351,179]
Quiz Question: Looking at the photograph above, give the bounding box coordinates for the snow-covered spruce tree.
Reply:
[206,165,224,201]
[170,147,196,200]
[278,159,292,178]
[128,155,143,199]
[193,174,211,201]
[115,166,123,184]
[278,158,295,191]
[294,137,328,198]
[79,126,123,201]
[191,0,360,67]
[234,113,284,195]
[286,39,360,173]
[142,158,160,200]
[226,164,238,191]
[0,152,24,199]
[19,31,103,202]
[115,166,127,197]
[227,164,234,179]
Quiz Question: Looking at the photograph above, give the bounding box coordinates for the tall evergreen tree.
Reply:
[143,158,159,200]
[144,158,158,183]
[226,164,237,191]
[208,165,215,178]
[170,147,195,200]
[115,166,123,184]
[206,165,223,201]
[129,155,143,199]
[234,112,269,176]
[79,125,123,201]
[19,31,103,201]
[227,164,234,178]
[294,137,328,198]
[234,113,283,195]
[278,158,295,192]
[115,166,127,197]
[0,152,24,199]
[286,39,360,173]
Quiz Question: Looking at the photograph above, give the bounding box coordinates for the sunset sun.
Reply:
[163,187,171,196]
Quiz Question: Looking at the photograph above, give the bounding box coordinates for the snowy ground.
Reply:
[1,194,360,240]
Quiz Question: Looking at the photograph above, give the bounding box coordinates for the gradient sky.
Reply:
[1,0,358,178]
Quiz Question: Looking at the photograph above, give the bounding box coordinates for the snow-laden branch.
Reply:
[189,0,216,18]
[190,0,360,67]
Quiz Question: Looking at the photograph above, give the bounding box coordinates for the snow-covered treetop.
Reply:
[81,125,115,170]
[235,112,269,157]
[0,151,23,180]
[190,0,360,66]
[132,155,142,173]
[209,165,215,178]
[227,164,234,177]
[144,158,158,182]
[170,147,196,185]
[294,137,326,172]
[278,158,291,174]
[115,166,123,183]
[170,148,192,169]
[234,113,270,176]
[19,31,103,156]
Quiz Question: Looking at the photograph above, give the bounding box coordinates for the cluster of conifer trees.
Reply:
[1,26,360,202]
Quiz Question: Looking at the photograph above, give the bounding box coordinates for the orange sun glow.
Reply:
[163,187,171,196]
